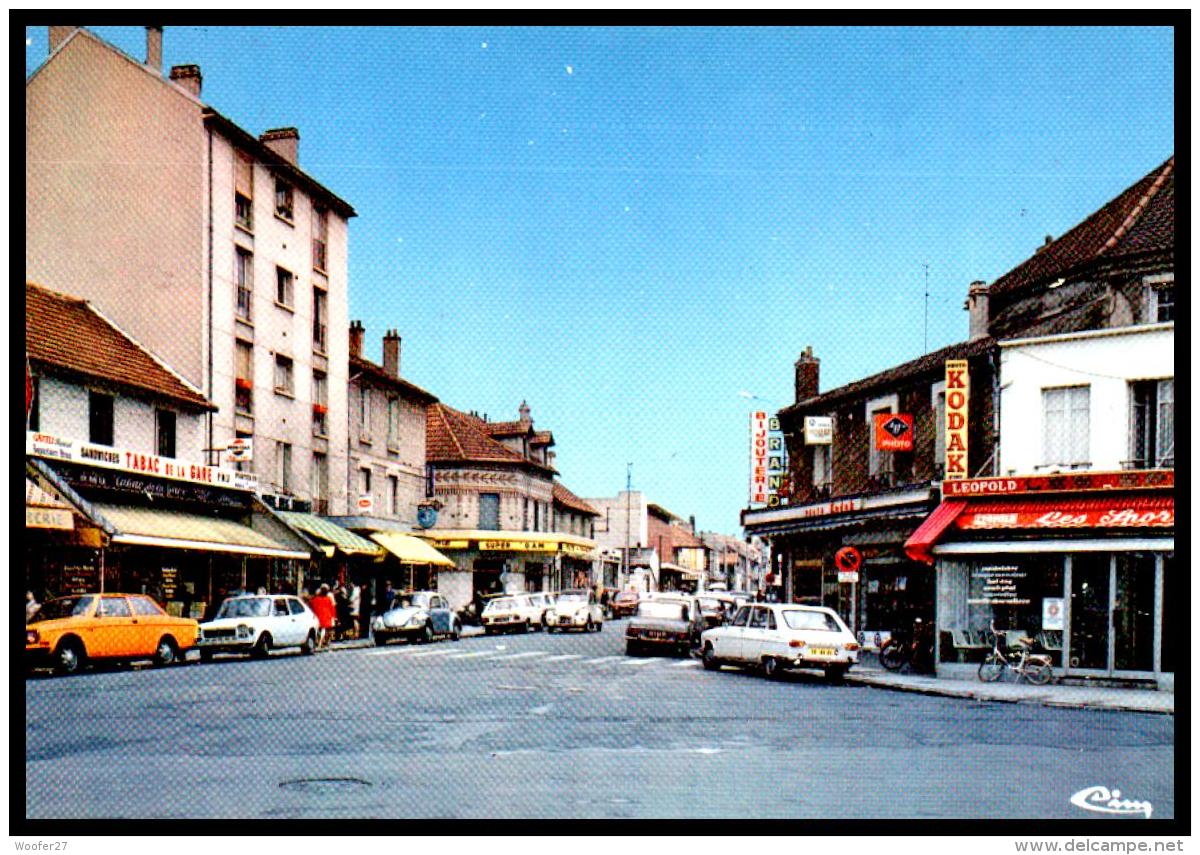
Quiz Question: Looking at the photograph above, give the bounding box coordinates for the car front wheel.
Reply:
[702,643,720,671]
[825,664,847,684]
[54,638,86,676]
[422,623,434,644]
[761,656,781,679]
[301,631,317,656]
[153,636,179,667]
[251,633,272,659]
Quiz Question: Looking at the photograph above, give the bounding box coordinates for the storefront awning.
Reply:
[276,512,385,557]
[370,532,455,567]
[417,529,598,554]
[94,503,311,559]
[904,500,968,565]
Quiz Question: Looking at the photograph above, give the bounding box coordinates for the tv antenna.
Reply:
[923,263,930,354]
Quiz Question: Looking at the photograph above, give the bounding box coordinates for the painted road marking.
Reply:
[671,659,702,668]
[583,656,622,665]
[363,648,409,656]
[621,657,663,667]
[543,654,583,662]
[449,650,497,660]
[491,651,548,662]
[409,649,455,658]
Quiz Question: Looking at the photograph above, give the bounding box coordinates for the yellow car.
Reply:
[26,593,199,675]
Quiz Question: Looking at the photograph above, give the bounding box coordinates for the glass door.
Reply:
[1068,555,1110,671]
[1113,553,1155,673]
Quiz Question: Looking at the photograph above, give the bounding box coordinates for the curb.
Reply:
[846,672,1174,715]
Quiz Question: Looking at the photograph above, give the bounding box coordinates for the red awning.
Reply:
[955,494,1173,531]
[903,500,967,565]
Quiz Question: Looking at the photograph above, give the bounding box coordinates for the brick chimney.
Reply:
[794,346,819,403]
[49,26,80,54]
[349,320,364,359]
[382,329,401,378]
[965,280,991,341]
[261,127,299,165]
[169,64,202,98]
[145,26,162,74]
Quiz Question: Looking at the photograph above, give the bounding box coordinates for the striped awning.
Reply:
[370,531,455,567]
[276,512,385,557]
[94,503,310,560]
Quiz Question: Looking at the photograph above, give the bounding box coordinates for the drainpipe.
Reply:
[206,127,215,466]
[989,345,1001,478]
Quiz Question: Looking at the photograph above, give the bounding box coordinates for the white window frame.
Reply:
[274,355,294,396]
[1143,272,1174,324]
[1041,385,1091,469]
[275,266,294,308]
[930,380,947,478]
[359,386,372,441]
[865,393,899,480]
[276,441,292,494]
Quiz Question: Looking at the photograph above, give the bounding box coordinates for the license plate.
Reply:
[808,647,836,657]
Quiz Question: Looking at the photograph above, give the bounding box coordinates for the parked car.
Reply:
[609,590,640,619]
[527,591,557,628]
[694,593,739,629]
[482,594,543,634]
[545,589,604,632]
[700,603,860,682]
[197,594,319,660]
[372,591,461,646]
[26,593,199,675]
[625,594,705,656]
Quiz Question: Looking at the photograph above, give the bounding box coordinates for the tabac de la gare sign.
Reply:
[944,359,969,480]
[749,411,788,507]
[27,431,258,491]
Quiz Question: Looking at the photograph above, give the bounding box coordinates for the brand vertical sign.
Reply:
[749,412,788,507]
[944,359,969,480]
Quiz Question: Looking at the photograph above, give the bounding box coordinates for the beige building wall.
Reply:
[349,383,429,527]
[431,467,554,531]
[26,30,207,387]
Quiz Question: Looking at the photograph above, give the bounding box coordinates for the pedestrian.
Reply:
[310,583,336,649]
[382,580,396,613]
[348,580,362,640]
[26,591,40,623]
[334,583,352,641]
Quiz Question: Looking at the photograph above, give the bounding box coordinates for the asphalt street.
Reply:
[25,619,1174,820]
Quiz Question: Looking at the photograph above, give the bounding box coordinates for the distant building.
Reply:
[647,504,707,592]
[585,490,654,590]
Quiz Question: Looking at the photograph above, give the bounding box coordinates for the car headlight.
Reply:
[27,630,39,645]
[236,624,252,638]
[546,611,557,621]
[575,609,588,620]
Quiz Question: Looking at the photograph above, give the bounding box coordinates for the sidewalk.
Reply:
[846,663,1173,715]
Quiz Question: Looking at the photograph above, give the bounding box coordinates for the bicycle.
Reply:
[977,622,1054,685]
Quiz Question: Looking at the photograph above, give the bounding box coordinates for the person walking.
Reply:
[26,591,41,623]
[310,583,336,650]
[348,580,362,640]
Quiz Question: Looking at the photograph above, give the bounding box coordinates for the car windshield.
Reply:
[637,601,688,620]
[486,598,515,611]
[395,593,429,610]
[781,610,842,632]
[616,593,637,602]
[696,598,725,611]
[557,592,587,604]
[216,598,271,619]
[30,596,95,621]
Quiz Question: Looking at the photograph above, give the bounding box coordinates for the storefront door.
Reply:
[1067,553,1158,677]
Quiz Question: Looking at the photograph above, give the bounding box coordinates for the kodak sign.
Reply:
[944,359,969,480]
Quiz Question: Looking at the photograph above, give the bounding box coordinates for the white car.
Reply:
[527,592,557,628]
[198,594,319,660]
[700,603,859,682]
[545,589,604,633]
[481,594,543,634]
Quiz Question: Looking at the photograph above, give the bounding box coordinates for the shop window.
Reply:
[1041,386,1090,469]
[1128,379,1173,469]
[156,408,176,458]
[275,178,294,221]
[479,493,500,531]
[235,340,254,415]
[937,555,1064,666]
[235,152,254,231]
[88,391,114,446]
[235,247,253,321]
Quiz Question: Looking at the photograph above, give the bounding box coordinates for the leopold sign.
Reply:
[27,431,257,492]
[944,359,969,480]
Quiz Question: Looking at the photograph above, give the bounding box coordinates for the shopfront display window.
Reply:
[937,554,1064,665]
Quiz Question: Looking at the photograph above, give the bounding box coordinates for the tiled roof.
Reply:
[989,157,1173,299]
[426,404,554,472]
[531,431,555,447]
[26,282,213,411]
[349,354,438,405]
[553,481,598,516]
[481,420,531,437]
[779,336,994,416]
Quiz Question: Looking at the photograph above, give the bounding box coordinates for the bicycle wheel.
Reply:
[1024,661,1053,686]
[879,642,907,672]
[977,654,1005,682]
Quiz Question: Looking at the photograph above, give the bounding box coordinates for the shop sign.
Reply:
[357,495,374,513]
[62,562,98,595]
[480,540,557,552]
[944,359,969,480]
[161,567,178,599]
[798,497,864,518]
[837,570,860,584]
[559,542,592,556]
[803,416,832,445]
[944,469,1174,497]
[874,413,914,452]
[967,564,1029,605]
[958,507,1173,529]
[56,462,247,509]
[27,431,258,491]
[1042,597,1065,631]
[26,507,74,530]
[749,412,788,508]
[226,437,253,463]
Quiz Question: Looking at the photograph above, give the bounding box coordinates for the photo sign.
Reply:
[874,413,914,452]
[944,359,969,480]
[749,412,788,508]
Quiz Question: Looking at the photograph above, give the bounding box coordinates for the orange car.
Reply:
[26,593,199,675]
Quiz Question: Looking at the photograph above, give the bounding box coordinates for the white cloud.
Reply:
[482,42,488,49]
[565,65,574,75]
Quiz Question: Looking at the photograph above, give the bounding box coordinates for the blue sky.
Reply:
[26,26,1174,535]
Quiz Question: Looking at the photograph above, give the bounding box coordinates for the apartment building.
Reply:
[27,26,354,514]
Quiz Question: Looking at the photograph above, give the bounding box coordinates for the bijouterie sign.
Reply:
[27,431,257,491]
[749,412,788,508]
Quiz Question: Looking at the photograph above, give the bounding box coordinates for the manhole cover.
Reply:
[279,777,373,794]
